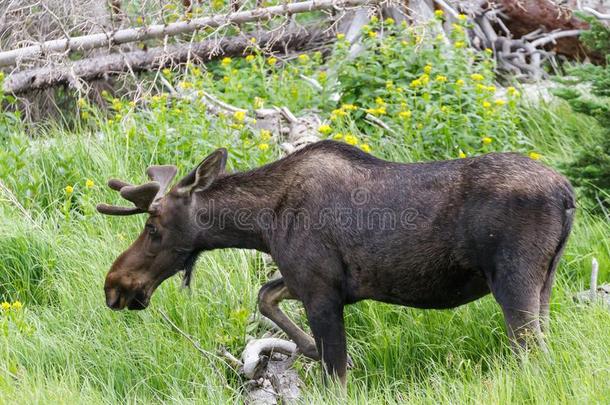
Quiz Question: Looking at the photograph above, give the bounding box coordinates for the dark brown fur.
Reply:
[101,140,575,385]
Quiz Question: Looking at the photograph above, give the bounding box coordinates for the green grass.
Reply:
[1,21,609,403]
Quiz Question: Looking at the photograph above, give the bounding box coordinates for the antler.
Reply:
[97,165,178,216]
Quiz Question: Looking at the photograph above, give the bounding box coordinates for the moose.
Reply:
[98,140,575,386]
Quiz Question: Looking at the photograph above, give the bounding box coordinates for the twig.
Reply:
[582,6,610,20]
[365,113,397,135]
[590,258,599,302]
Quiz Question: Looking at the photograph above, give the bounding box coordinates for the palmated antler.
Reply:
[97,165,178,216]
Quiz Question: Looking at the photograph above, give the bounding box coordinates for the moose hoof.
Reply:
[298,343,320,361]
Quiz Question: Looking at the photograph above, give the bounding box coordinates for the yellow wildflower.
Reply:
[385,18,395,25]
[459,151,467,158]
[529,152,541,160]
[370,16,378,23]
[507,86,520,97]
[65,185,74,194]
[470,73,484,81]
[1,302,9,311]
[386,81,394,90]
[410,79,421,88]
[246,55,255,62]
[233,111,247,122]
[484,48,493,55]
[318,124,332,135]
[136,16,144,24]
[250,37,257,44]
[85,179,95,189]
[254,97,264,109]
[434,9,444,18]
[455,41,465,49]
[267,57,278,66]
[341,104,357,111]
[337,33,345,40]
[360,143,372,153]
[482,101,492,109]
[81,111,90,120]
[298,54,310,63]
[456,79,465,87]
[221,57,232,67]
[318,71,327,82]
[420,74,430,85]
[344,134,358,145]
[258,143,269,151]
[77,98,86,108]
[333,133,343,140]
[435,75,448,83]
[482,137,493,145]
[178,81,192,89]
[457,14,467,22]
[223,76,230,83]
[424,64,433,74]
[162,68,172,76]
[12,301,22,310]
[375,97,385,106]
[452,23,464,32]
[494,99,506,106]
[441,106,450,113]
[368,31,378,38]
[260,129,272,140]
[399,110,412,119]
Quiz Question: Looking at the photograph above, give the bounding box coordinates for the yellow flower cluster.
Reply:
[246,55,255,62]
[233,110,246,122]
[385,18,395,25]
[399,110,412,119]
[457,14,467,22]
[529,152,541,160]
[337,33,346,40]
[221,57,232,67]
[268,57,278,66]
[258,143,269,151]
[455,41,465,49]
[470,73,484,81]
[65,185,74,194]
[410,73,430,88]
[434,9,444,18]
[459,151,467,158]
[1,301,22,311]
[86,179,95,189]
[298,54,310,63]
[435,75,448,83]
[482,137,493,145]
[507,86,520,97]
[318,124,332,135]
[260,129,272,140]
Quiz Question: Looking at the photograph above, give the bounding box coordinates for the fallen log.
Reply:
[0,0,371,68]
[3,27,327,95]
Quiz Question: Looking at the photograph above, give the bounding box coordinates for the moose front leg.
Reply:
[258,278,319,360]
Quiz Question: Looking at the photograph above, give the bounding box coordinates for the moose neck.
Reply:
[195,169,284,253]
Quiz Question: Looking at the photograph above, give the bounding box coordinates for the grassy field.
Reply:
[1,17,609,404]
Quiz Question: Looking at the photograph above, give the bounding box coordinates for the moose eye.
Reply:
[145,224,157,235]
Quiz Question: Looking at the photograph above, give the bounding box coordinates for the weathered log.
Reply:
[0,0,371,68]
[3,27,327,95]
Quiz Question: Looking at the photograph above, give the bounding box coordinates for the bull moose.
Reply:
[97,140,575,386]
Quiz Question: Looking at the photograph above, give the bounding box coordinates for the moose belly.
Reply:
[346,264,490,309]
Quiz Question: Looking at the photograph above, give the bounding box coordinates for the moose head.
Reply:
[97,149,227,310]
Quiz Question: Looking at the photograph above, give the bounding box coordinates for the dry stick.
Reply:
[3,27,324,94]
[590,258,599,302]
[0,0,372,67]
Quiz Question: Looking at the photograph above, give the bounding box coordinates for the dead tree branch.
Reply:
[0,0,372,68]
[3,27,326,95]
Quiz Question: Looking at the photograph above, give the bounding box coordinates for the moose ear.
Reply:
[177,148,228,195]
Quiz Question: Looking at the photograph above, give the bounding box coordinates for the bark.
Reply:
[0,0,369,68]
[3,27,327,95]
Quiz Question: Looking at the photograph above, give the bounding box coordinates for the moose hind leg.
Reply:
[258,278,319,360]
[488,261,546,352]
[303,294,348,387]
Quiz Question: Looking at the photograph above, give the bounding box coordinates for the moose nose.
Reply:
[105,288,123,310]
